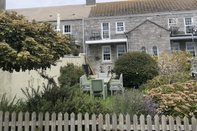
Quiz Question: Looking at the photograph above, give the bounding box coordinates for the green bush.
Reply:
[21,83,110,114]
[114,51,159,88]
[58,63,85,87]
[110,89,158,117]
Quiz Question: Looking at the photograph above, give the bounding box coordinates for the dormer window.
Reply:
[184,18,193,34]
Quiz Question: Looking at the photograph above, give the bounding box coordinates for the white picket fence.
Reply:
[0,111,197,131]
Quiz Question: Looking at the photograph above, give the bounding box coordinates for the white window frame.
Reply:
[63,25,72,34]
[101,23,110,39]
[102,46,111,62]
[117,45,125,57]
[168,18,178,29]
[184,17,193,34]
[186,42,196,56]
[116,22,125,33]
[152,46,158,56]
[171,42,180,51]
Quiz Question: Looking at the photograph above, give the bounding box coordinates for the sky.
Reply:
[6,0,122,9]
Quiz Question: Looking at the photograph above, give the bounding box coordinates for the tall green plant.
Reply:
[114,51,159,88]
[0,93,21,112]
[58,63,85,87]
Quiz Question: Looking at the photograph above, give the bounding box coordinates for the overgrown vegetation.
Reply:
[147,80,197,119]
[114,51,159,88]
[58,63,85,87]
[110,89,158,117]
[0,50,197,120]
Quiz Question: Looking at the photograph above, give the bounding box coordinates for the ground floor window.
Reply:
[102,46,111,61]
[141,46,146,53]
[152,46,158,56]
[171,43,179,51]
[117,45,125,57]
[186,42,195,56]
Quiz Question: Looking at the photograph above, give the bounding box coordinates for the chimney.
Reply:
[86,0,96,6]
[0,0,6,10]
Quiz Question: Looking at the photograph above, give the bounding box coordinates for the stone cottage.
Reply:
[4,0,197,73]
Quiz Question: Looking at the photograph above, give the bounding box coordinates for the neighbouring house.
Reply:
[3,0,197,74]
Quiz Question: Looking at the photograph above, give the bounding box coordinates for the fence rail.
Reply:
[0,111,196,131]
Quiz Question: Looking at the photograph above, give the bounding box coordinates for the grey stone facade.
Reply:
[0,0,6,10]
[84,11,197,73]
[11,0,197,74]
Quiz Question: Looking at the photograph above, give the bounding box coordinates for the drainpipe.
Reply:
[82,18,88,64]
[126,35,129,52]
[82,18,85,53]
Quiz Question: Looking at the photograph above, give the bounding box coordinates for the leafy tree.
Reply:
[114,51,159,88]
[0,11,70,72]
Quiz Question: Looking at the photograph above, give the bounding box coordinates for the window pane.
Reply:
[141,46,146,53]
[103,46,111,61]
[171,43,179,51]
[117,45,125,56]
[152,46,158,55]
[186,42,195,56]
[102,23,110,39]
[64,25,71,34]
[116,22,124,32]
[185,18,193,34]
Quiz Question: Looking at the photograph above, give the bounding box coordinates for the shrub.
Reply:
[21,81,110,114]
[145,51,192,92]
[110,89,158,117]
[114,51,159,88]
[58,63,85,87]
[147,80,197,119]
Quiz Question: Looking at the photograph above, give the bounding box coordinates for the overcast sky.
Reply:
[6,0,122,9]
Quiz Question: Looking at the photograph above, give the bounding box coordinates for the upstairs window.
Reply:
[117,45,125,57]
[168,18,178,27]
[102,46,111,61]
[116,22,125,33]
[184,18,193,34]
[102,23,110,39]
[63,25,72,34]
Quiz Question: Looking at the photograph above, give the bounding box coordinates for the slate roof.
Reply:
[89,0,197,17]
[9,4,91,21]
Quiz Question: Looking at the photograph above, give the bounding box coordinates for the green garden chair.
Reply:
[80,74,91,92]
[109,73,124,95]
[90,79,107,100]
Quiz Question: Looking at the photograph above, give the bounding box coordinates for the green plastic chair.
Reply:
[80,74,90,92]
[90,79,107,99]
[109,73,124,95]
